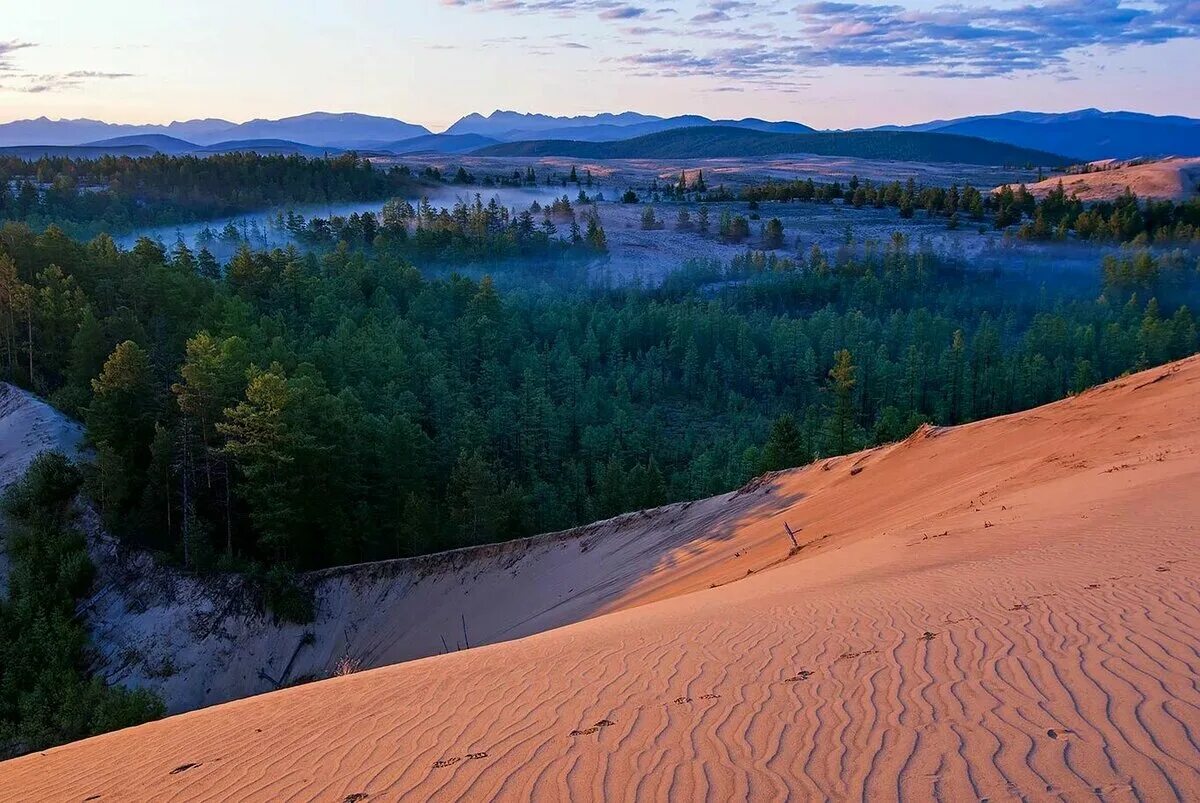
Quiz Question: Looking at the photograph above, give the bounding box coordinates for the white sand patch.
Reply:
[0,383,86,595]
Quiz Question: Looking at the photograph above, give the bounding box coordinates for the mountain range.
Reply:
[875,108,1200,161]
[446,110,816,142]
[0,108,1196,162]
[0,112,429,149]
[0,135,347,160]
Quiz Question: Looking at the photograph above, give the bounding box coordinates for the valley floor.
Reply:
[1,357,1198,800]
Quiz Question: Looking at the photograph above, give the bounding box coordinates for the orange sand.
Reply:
[1001,157,1200,201]
[2,356,1198,800]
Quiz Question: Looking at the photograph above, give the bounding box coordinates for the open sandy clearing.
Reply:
[387,152,1041,191]
[1,356,1198,800]
[999,157,1200,202]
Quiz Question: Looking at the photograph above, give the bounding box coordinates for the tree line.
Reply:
[999,182,1200,243]
[727,175,1200,243]
[0,152,420,238]
[288,193,608,260]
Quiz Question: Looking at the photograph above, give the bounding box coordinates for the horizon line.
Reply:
[2,105,1193,136]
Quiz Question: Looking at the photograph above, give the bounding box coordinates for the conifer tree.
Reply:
[827,349,857,454]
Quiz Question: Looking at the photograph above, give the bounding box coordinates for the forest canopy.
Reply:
[1,222,1196,579]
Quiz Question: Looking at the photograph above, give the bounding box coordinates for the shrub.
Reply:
[258,565,315,625]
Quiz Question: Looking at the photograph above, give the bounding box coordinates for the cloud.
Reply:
[0,40,136,93]
[63,70,135,79]
[445,0,1200,83]
[2,69,135,94]
[0,40,36,72]
[784,0,1200,77]
[620,45,794,81]
[599,5,645,19]
[691,0,759,22]
[443,0,663,19]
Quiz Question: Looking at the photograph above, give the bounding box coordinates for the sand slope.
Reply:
[1,381,892,715]
[0,382,85,491]
[2,357,1200,800]
[0,383,85,596]
[1000,157,1200,201]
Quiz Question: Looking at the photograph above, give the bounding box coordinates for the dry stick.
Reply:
[440,635,450,655]
[461,613,470,649]
[784,522,800,550]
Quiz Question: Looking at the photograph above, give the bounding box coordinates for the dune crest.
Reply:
[2,356,1199,800]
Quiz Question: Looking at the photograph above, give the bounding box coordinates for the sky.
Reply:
[2,0,1198,131]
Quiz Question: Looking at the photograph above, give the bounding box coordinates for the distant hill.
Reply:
[884,109,1200,161]
[197,139,344,157]
[719,118,817,135]
[82,134,199,154]
[226,112,429,148]
[446,110,815,142]
[0,118,168,147]
[0,116,235,147]
[503,116,816,143]
[375,133,500,154]
[0,137,344,160]
[474,126,1068,166]
[0,112,428,149]
[0,144,160,159]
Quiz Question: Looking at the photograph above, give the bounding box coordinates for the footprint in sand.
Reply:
[169,763,200,776]
[914,530,950,545]
[1008,603,1030,612]
[570,720,615,737]
[1085,583,1102,590]
[665,694,720,709]
[434,750,490,767]
[837,649,878,661]
[343,794,369,803]
[1093,783,1135,796]
[918,631,938,641]
[1156,566,1171,573]
[1046,728,1076,740]
[784,670,815,683]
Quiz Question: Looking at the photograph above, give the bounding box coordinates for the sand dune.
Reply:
[1001,157,1200,201]
[2,356,1199,800]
